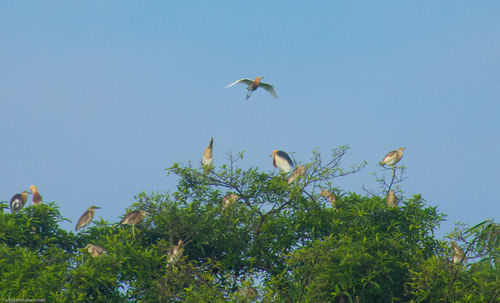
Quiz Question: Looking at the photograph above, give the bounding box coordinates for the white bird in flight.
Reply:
[226,76,278,99]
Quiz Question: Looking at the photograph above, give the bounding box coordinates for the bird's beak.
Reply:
[95,207,102,209]
[27,191,33,194]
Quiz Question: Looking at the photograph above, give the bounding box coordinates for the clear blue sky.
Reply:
[1,1,499,235]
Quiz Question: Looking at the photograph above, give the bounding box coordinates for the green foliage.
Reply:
[0,149,498,302]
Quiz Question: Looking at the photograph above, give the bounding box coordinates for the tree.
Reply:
[0,148,498,302]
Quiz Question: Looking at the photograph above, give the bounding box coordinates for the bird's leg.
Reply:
[246,89,253,100]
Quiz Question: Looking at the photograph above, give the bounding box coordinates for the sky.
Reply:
[1,1,499,236]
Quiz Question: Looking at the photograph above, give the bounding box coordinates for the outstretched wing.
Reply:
[226,78,253,88]
[259,82,278,98]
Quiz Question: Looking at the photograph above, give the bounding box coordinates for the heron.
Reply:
[202,137,213,172]
[271,150,294,173]
[222,193,240,209]
[29,185,43,205]
[10,191,31,214]
[226,76,278,100]
[120,210,148,236]
[452,242,465,265]
[75,206,101,231]
[84,244,107,257]
[320,189,336,209]
[167,239,184,265]
[288,165,306,184]
[386,190,398,207]
[380,147,406,167]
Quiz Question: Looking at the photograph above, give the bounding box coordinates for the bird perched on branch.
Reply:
[288,165,306,184]
[380,147,406,167]
[202,137,213,171]
[121,210,148,236]
[75,206,101,231]
[321,190,336,209]
[167,239,184,265]
[452,242,465,265]
[226,76,278,100]
[29,185,43,205]
[272,150,294,173]
[386,190,398,207]
[10,191,30,213]
[222,193,240,209]
[84,244,107,257]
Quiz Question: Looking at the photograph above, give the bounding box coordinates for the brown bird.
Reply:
[222,193,240,209]
[202,137,213,169]
[320,189,336,209]
[452,242,465,265]
[9,191,30,214]
[167,239,184,265]
[120,210,148,236]
[75,206,101,231]
[288,165,306,184]
[380,147,406,167]
[84,244,107,257]
[272,150,294,173]
[386,190,398,207]
[29,185,43,205]
[226,76,278,99]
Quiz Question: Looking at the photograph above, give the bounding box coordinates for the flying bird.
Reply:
[226,76,278,99]
[202,137,214,170]
[222,193,240,209]
[120,210,148,236]
[29,185,43,205]
[10,191,30,213]
[320,189,336,209]
[380,147,406,167]
[386,190,398,207]
[84,244,107,258]
[272,150,294,173]
[288,165,306,184]
[75,206,101,231]
[452,242,465,265]
[167,239,185,265]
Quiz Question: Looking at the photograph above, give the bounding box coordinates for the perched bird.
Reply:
[29,185,43,205]
[320,189,336,209]
[288,165,306,184]
[10,191,30,214]
[75,206,101,231]
[120,210,148,236]
[386,190,398,207]
[202,137,214,170]
[226,76,278,100]
[452,242,465,265]
[272,150,294,173]
[84,244,107,258]
[380,147,406,167]
[222,193,240,209]
[167,239,184,264]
